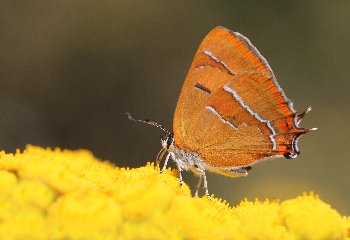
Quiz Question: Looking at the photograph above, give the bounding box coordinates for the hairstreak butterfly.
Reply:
[127,26,316,196]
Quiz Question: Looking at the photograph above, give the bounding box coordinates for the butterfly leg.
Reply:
[159,152,183,187]
[202,171,209,197]
[195,174,202,197]
[171,155,183,187]
[195,168,209,197]
[177,166,183,187]
[160,152,171,173]
[155,148,166,167]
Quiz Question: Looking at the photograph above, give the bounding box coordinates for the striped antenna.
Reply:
[126,112,171,135]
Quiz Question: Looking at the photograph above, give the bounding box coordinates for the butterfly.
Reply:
[127,26,316,197]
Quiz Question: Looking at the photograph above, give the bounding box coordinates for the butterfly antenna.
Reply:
[126,112,171,135]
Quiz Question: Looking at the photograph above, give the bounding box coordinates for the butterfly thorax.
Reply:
[160,133,205,173]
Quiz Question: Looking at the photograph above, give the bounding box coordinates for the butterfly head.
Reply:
[161,133,174,151]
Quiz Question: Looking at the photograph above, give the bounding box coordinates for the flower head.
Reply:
[0,146,348,239]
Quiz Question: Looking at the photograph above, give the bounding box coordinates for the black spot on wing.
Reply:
[195,82,211,94]
[243,166,252,171]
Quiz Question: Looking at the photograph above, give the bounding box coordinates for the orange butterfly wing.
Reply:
[173,26,308,171]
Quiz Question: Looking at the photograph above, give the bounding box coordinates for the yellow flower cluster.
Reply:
[0,146,349,239]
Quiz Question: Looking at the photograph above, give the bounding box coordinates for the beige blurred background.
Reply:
[1,1,349,214]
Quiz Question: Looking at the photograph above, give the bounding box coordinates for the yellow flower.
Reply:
[0,146,349,239]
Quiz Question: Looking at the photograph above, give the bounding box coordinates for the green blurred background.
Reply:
[1,1,349,214]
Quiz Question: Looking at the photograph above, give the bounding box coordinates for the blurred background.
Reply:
[1,1,349,214]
